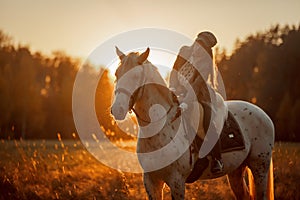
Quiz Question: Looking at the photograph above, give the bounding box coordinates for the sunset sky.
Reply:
[0,0,299,59]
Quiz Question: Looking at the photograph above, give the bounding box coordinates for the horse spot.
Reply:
[241,116,245,120]
[243,108,248,111]
[233,113,237,116]
[254,137,257,141]
[249,112,252,115]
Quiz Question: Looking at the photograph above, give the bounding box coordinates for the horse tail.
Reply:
[267,157,274,200]
[246,167,255,199]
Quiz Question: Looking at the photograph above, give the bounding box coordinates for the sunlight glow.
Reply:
[107,48,177,81]
[253,66,259,73]
[107,48,178,137]
[251,97,257,104]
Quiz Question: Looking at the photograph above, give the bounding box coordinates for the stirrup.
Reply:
[211,159,224,174]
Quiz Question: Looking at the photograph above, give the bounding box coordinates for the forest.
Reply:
[0,24,299,141]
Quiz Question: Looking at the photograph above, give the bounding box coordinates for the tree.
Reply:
[0,44,45,139]
[42,51,78,139]
[216,23,300,141]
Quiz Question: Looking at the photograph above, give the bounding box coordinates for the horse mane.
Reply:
[143,61,178,107]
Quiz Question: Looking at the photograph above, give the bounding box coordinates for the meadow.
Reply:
[0,139,299,200]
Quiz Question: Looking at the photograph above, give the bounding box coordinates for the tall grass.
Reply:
[0,139,128,199]
[0,139,298,199]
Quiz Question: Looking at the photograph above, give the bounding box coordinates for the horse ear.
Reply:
[138,47,150,64]
[116,46,125,60]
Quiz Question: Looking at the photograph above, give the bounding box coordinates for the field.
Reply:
[0,139,299,200]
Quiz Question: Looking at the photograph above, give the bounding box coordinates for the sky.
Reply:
[0,0,299,60]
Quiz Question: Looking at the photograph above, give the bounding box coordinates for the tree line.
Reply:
[0,24,299,141]
[217,24,300,141]
[0,31,77,139]
[0,30,132,140]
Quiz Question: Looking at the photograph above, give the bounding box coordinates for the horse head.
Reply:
[111,47,150,120]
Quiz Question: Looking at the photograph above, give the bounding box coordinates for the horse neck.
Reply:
[134,65,174,126]
[134,65,183,154]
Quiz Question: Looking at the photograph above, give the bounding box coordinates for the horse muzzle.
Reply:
[111,105,127,120]
[111,92,131,120]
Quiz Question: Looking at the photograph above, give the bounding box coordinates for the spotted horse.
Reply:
[111,47,275,200]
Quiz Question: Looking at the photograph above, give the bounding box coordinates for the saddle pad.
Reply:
[220,111,245,153]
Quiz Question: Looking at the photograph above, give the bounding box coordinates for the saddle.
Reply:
[185,110,245,183]
[201,104,245,153]
[220,111,245,153]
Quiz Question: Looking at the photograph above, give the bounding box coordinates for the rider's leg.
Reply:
[207,90,225,174]
[210,137,224,174]
[211,137,222,160]
[199,87,225,174]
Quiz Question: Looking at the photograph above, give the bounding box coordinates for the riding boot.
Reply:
[210,140,224,174]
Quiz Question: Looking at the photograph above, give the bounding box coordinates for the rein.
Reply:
[131,99,177,124]
[116,63,181,124]
[131,72,180,124]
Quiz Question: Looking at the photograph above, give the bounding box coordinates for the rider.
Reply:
[169,31,227,174]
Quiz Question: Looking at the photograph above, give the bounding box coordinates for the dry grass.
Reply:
[0,139,298,199]
[272,142,300,200]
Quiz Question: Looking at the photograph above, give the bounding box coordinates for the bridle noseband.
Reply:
[115,64,181,124]
[114,85,144,112]
[114,64,146,112]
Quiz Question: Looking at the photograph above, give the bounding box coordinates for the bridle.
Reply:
[114,87,136,112]
[114,63,181,124]
[114,64,146,113]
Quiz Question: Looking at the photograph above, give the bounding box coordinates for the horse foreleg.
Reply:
[143,173,164,200]
[167,177,185,200]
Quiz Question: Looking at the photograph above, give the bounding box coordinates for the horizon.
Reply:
[1,0,299,60]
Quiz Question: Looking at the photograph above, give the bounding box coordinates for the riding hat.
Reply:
[195,31,217,58]
[196,31,217,48]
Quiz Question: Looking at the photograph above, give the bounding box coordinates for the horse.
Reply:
[111,47,275,200]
